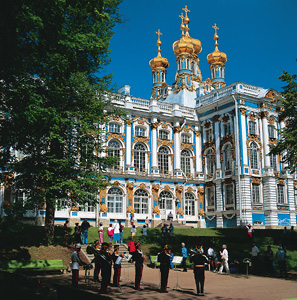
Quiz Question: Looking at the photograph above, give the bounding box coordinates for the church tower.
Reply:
[172,5,202,93]
[149,29,169,100]
[207,24,227,89]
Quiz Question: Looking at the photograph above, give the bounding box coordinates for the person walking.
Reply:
[181,242,188,272]
[119,221,124,244]
[218,244,230,274]
[98,222,104,245]
[190,246,208,296]
[158,245,171,293]
[107,224,114,243]
[142,225,147,237]
[113,220,120,244]
[81,219,90,245]
[74,223,81,244]
[131,242,145,290]
[276,246,287,278]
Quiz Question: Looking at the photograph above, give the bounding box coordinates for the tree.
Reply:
[270,71,297,173]
[0,0,121,243]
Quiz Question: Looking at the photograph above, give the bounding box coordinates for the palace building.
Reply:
[1,6,297,228]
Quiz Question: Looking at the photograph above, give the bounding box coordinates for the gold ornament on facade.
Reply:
[158,139,173,148]
[248,113,257,121]
[107,133,125,143]
[173,126,181,133]
[222,115,230,122]
[176,207,184,216]
[240,108,247,116]
[100,188,107,200]
[277,179,285,185]
[153,205,160,215]
[197,188,204,203]
[194,131,201,137]
[162,185,171,192]
[213,115,220,123]
[139,183,147,190]
[269,138,278,145]
[186,186,194,192]
[100,203,108,214]
[151,123,158,130]
[268,116,275,125]
[240,99,245,105]
[183,126,190,133]
[126,119,133,126]
[126,182,134,207]
[127,205,135,214]
[175,186,183,203]
[3,173,13,188]
[204,121,211,129]
[152,184,160,204]
[162,124,168,129]
[265,90,277,102]
[251,177,261,184]
[260,111,269,119]
[149,29,169,70]
[198,208,205,217]
[181,143,194,151]
[260,102,268,108]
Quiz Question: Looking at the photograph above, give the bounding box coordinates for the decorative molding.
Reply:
[213,115,220,122]
[224,178,233,185]
[107,132,125,143]
[277,179,285,185]
[269,138,278,145]
[251,177,261,184]
[268,116,275,125]
[174,126,181,133]
[151,123,158,130]
[126,182,134,208]
[100,203,108,214]
[175,186,183,203]
[197,188,204,203]
[265,90,277,102]
[240,108,247,116]
[181,143,194,151]
[260,111,269,119]
[152,184,160,205]
[126,119,133,126]
[194,131,201,137]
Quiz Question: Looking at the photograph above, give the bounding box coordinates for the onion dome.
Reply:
[172,6,202,56]
[149,29,169,69]
[207,24,227,65]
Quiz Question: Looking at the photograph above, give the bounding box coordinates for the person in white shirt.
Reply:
[71,243,82,287]
[207,246,215,271]
[218,244,230,274]
[251,243,260,274]
[113,219,120,244]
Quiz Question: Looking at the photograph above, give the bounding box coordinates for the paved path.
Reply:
[37,266,297,300]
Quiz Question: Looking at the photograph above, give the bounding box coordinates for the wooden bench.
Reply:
[0,259,67,273]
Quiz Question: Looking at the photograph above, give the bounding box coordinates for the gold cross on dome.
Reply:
[156,29,162,40]
[182,5,190,16]
[212,23,219,34]
[179,13,184,22]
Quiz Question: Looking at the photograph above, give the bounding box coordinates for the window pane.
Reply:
[109,123,120,133]
[252,183,260,203]
[225,185,234,205]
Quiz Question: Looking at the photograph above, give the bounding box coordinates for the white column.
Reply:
[126,121,132,169]
[195,130,202,174]
[280,120,288,169]
[261,112,270,170]
[174,122,182,177]
[214,117,221,176]
[239,108,248,167]
[151,118,159,175]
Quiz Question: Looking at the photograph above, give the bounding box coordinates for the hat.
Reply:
[75,243,81,249]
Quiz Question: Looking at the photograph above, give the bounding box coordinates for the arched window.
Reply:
[134,189,149,214]
[158,146,170,173]
[134,143,146,172]
[224,144,232,171]
[250,142,258,169]
[206,149,214,175]
[185,193,195,216]
[159,191,173,210]
[107,188,123,213]
[109,123,120,133]
[108,140,121,169]
[181,149,191,175]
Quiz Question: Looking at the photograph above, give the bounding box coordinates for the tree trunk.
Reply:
[45,199,55,244]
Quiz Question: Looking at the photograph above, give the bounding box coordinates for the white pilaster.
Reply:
[240,109,248,167]
[126,122,132,167]
[214,117,221,176]
[151,118,159,175]
[195,130,202,174]
[174,122,182,177]
[261,112,270,170]
[280,121,288,169]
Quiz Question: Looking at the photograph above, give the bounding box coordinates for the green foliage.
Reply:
[270,71,297,172]
[0,0,122,243]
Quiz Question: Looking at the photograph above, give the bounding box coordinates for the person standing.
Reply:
[99,243,112,293]
[263,245,274,275]
[92,240,101,282]
[74,222,81,244]
[169,222,174,237]
[128,237,136,254]
[190,246,208,296]
[111,245,123,287]
[113,220,120,244]
[168,248,174,269]
[276,246,287,278]
[158,245,171,293]
[207,246,215,271]
[119,221,124,244]
[64,219,69,245]
[98,222,104,245]
[251,243,260,275]
[130,214,135,227]
[107,224,114,243]
[246,224,254,238]
[145,217,150,228]
[131,242,145,290]
[81,219,90,245]
[71,243,85,288]
[131,225,137,240]
[218,244,230,274]
[181,242,188,272]
[142,225,147,237]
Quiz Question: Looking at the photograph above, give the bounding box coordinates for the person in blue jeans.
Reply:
[81,219,90,244]
[181,242,188,272]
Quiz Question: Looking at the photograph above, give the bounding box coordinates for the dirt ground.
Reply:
[34,265,297,300]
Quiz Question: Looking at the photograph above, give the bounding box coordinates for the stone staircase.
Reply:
[81,243,132,268]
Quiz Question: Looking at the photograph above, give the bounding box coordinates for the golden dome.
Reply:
[207,24,227,65]
[173,7,202,56]
[149,29,169,69]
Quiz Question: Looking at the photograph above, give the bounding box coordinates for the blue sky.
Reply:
[106,0,297,99]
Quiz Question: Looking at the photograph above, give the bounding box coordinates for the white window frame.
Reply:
[181,149,192,176]
[270,153,277,171]
[185,193,195,216]
[249,120,257,135]
[205,128,213,143]
[206,186,215,209]
[108,140,121,170]
[181,133,191,143]
[107,188,123,213]
[135,126,146,137]
[251,183,261,204]
[134,143,146,172]
[277,184,286,204]
[225,184,234,207]
[224,144,232,171]
[134,189,149,214]
[109,122,121,133]
[159,130,170,140]
[250,142,258,169]
[158,146,170,174]
[159,191,173,210]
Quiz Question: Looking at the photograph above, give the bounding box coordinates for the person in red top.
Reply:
[128,237,136,254]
